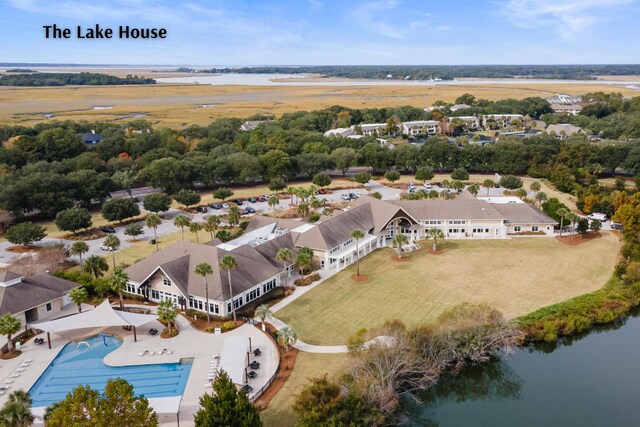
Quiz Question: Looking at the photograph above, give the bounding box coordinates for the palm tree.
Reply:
[227,207,241,228]
[467,183,480,197]
[189,222,201,243]
[442,179,451,190]
[567,212,579,236]
[351,229,365,276]
[157,299,178,335]
[392,234,409,258]
[483,179,495,196]
[535,191,548,208]
[297,202,309,219]
[195,262,213,324]
[295,251,312,280]
[204,215,220,241]
[276,248,292,287]
[109,268,129,311]
[254,304,273,332]
[0,390,33,427]
[427,227,445,251]
[219,255,238,322]
[145,213,161,252]
[268,195,279,217]
[557,207,570,237]
[276,326,297,352]
[0,313,21,355]
[310,197,323,214]
[84,255,109,278]
[515,188,527,199]
[530,181,541,199]
[174,215,191,240]
[69,287,88,313]
[103,234,120,269]
[451,180,465,193]
[69,241,89,271]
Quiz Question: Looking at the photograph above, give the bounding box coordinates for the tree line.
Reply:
[0,72,155,86]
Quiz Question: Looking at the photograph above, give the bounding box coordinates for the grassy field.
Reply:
[379,173,579,210]
[276,233,622,345]
[3,80,640,128]
[260,352,351,427]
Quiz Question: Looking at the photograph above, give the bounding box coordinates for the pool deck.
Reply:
[0,303,279,427]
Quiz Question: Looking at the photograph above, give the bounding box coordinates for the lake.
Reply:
[156,74,640,87]
[412,312,640,426]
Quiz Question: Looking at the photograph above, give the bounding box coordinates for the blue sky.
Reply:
[0,0,639,65]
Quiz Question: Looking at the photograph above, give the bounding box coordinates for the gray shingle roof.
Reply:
[491,204,558,225]
[388,199,505,220]
[0,273,78,316]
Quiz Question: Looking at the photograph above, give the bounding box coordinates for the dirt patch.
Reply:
[0,350,22,360]
[6,245,43,253]
[160,328,179,339]
[392,255,411,262]
[556,232,601,246]
[428,249,444,255]
[254,322,298,410]
[351,274,369,282]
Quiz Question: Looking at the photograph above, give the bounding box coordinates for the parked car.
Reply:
[256,196,267,202]
[195,206,208,213]
[409,188,416,193]
[424,183,432,189]
[318,188,327,194]
[222,203,230,209]
[610,221,623,230]
[408,182,416,189]
[341,194,352,201]
[235,199,244,206]
[435,182,442,188]
[100,244,115,251]
[494,184,501,188]
[100,226,116,233]
[243,207,256,214]
[248,197,257,203]
[349,193,360,199]
[587,213,607,222]
[210,203,222,209]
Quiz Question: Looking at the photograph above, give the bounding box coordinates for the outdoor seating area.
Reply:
[148,328,159,336]
[138,348,173,357]
[33,338,45,345]
[0,359,31,396]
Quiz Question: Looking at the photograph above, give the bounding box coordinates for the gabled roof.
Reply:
[0,270,22,283]
[388,199,506,221]
[0,273,79,316]
[125,241,283,302]
[491,204,558,225]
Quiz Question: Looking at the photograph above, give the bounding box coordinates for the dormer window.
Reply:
[163,276,171,286]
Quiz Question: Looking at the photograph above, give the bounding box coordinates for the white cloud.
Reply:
[503,0,634,38]
[351,0,429,39]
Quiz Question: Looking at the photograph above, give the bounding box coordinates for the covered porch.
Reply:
[328,234,378,272]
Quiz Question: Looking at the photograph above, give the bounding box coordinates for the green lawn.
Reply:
[277,233,622,345]
[260,352,350,427]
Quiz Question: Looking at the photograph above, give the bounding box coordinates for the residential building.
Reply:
[482,114,524,129]
[239,120,270,132]
[324,127,354,138]
[545,124,584,139]
[449,116,480,131]
[450,104,472,112]
[0,271,79,345]
[401,120,440,136]
[551,104,583,115]
[492,203,558,235]
[359,123,389,137]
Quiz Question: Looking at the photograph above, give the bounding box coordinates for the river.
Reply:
[410,312,640,426]
[156,73,640,88]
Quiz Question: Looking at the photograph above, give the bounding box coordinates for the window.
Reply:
[211,303,219,314]
[151,289,159,300]
[45,302,52,312]
[532,226,539,232]
[162,276,171,286]
[329,246,339,254]
[189,298,194,308]
[450,220,466,225]
[321,260,325,268]
[343,239,353,247]
[263,279,277,293]
[448,228,460,234]
[427,220,441,225]
[514,226,521,232]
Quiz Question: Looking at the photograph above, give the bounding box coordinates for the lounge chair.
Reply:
[148,351,155,356]
[4,380,13,384]
[16,368,25,373]
[166,349,173,355]
[138,350,149,357]
[11,374,19,378]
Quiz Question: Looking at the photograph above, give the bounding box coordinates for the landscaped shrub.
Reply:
[294,273,321,286]
[499,175,523,189]
[308,213,321,222]
[222,321,236,331]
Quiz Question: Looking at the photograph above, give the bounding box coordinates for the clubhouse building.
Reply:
[125,197,556,316]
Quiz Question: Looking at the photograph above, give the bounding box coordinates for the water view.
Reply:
[413,312,640,426]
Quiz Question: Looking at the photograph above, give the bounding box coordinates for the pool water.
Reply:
[29,335,192,408]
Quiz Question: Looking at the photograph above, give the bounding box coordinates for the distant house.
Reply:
[0,270,79,336]
[450,104,472,112]
[401,120,440,136]
[482,114,524,129]
[545,124,583,139]
[324,127,354,138]
[449,116,480,131]
[239,120,270,132]
[551,104,583,115]
[81,130,102,145]
[359,123,389,137]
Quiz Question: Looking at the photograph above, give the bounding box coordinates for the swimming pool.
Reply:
[29,334,192,408]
